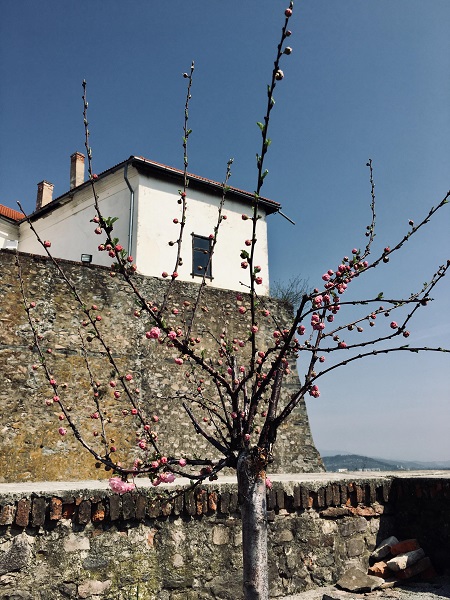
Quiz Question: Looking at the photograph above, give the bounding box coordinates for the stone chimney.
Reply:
[70,152,85,189]
[36,181,54,211]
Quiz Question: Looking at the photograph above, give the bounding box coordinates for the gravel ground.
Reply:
[277,577,450,600]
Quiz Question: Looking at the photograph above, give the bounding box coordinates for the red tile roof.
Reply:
[0,204,23,221]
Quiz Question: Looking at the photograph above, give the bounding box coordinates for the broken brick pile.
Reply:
[369,536,437,582]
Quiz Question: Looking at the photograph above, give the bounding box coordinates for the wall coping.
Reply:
[1,470,449,498]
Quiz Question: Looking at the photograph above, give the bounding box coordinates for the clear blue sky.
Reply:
[1,1,449,462]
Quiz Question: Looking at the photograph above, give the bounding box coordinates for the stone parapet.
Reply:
[0,474,449,599]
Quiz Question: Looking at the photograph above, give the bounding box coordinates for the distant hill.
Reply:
[322,454,450,472]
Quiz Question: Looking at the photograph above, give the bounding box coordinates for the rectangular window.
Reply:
[192,234,212,278]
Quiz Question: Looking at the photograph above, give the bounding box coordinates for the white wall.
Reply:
[17,165,270,295]
[0,218,19,250]
[18,169,138,267]
[135,173,270,294]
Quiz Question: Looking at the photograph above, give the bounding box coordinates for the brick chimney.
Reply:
[36,181,54,211]
[70,152,85,189]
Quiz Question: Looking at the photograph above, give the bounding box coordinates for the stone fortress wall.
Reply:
[0,250,323,482]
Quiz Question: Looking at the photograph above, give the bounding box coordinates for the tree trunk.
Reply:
[237,449,268,600]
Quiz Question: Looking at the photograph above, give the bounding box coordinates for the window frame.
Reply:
[191,233,213,279]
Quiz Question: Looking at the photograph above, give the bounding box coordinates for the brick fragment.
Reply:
[332,484,340,506]
[355,484,364,504]
[77,500,92,525]
[173,494,184,516]
[185,490,196,516]
[31,497,46,527]
[320,507,351,519]
[276,488,285,510]
[340,484,348,505]
[317,488,325,508]
[390,539,420,556]
[62,503,75,519]
[368,561,393,579]
[349,506,377,517]
[220,492,230,514]
[148,498,161,518]
[395,556,431,580]
[300,485,309,508]
[122,493,136,520]
[208,492,218,512]
[92,501,106,523]
[160,501,172,517]
[0,505,15,525]
[50,497,63,520]
[387,548,425,572]
[229,491,238,513]
[15,499,31,527]
[196,489,207,515]
[135,495,147,520]
[325,485,333,507]
[419,564,438,581]
[267,488,276,510]
[109,495,121,521]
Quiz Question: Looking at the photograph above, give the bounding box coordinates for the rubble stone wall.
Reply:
[0,475,449,599]
[0,250,323,483]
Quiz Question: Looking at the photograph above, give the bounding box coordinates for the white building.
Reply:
[1,153,281,294]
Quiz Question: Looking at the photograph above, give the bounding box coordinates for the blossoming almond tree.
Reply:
[17,3,450,599]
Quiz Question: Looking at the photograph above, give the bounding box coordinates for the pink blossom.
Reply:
[146,327,161,340]
[238,306,246,314]
[390,321,398,329]
[245,239,252,246]
[179,458,187,467]
[162,271,168,278]
[338,341,347,349]
[265,477,273,490]
[174,357,183,365]
[251,325,259,333]
[403,330,410,338]
[58,427,67,436]
[254,276,263,285]
[297,325,306,335]
[108,477,136,494]
[115,244,123,252]
[168,330,177,340]
[322,273,330,282]
[236,293,243,301]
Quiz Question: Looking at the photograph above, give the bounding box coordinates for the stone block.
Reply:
[78,579,111,598]
[346,536,365,558]
[0,534,31,576]
[337,567,384,592]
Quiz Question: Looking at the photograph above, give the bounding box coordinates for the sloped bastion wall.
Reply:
[0,250,323,482]
[0,473,449,599]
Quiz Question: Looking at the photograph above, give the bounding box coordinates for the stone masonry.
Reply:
[0,250,323,482]
[1,474,449,599]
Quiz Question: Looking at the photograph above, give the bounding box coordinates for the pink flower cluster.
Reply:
[108,477,136,494]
